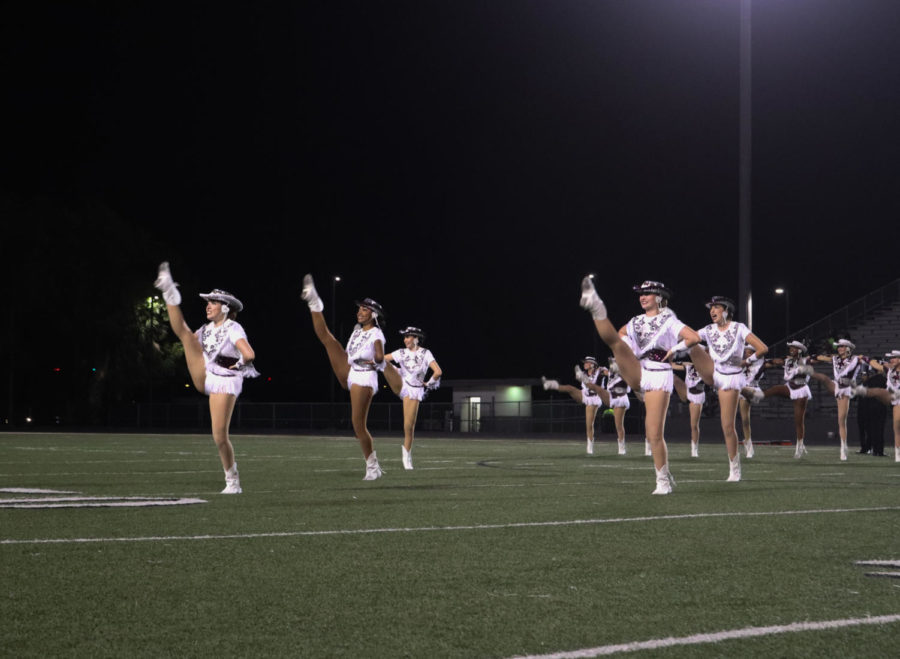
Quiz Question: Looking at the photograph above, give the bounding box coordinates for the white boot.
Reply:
[154,262,182,306]
[744,438,754,459]
[794,440,808,458]
[691,442,699,458]
[221,462,242,494]
[301,274,324,312]
[652,465,674,495]
[586,439,594,455]
[644,439,652,456]
[895,449,899,463]
[364,451,383,480]
[726,453,741,482]
[617,439,626,455]
[579,276,607,320]
[542,377,559,391]
[401,446,413,470]
[840,439,848,462]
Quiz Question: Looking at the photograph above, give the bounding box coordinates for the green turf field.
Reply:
[1,432,899,657]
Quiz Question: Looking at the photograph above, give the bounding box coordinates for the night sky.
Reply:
[3,1,899,408]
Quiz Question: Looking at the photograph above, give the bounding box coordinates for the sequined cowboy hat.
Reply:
[834,338,856,351]
[705,296,736,314]
[633,280,672,299]
[399,326,425,339]
[884,350,900,359]
[786,340,809,353]
[354,297,386,319]
[582,356,599,365]
[199,288,244,312]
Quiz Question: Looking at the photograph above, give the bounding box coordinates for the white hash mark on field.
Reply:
[507,614,900,658]
[1,506,897,545]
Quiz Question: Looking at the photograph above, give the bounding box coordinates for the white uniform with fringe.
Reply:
[346,325,386,393]
[388,347,435,402]
[784,356,812,400]
[742,354,766,393]
[831,355,860,399]
[684,363,706,405]
[625,308,685,393]
[605,369,631,409]
[196,320,259,396]
[699,321,751,391]
[580,368,603,407]
[888,368,900,406]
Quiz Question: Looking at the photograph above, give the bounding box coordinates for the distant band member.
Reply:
[853,350,900,463]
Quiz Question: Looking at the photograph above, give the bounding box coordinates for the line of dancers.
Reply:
[568,276,899,494]
[153,263,441,492]
[153,261,899,496]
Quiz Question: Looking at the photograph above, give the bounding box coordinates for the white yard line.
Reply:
[2,506,897,545]
[507,614,900,658]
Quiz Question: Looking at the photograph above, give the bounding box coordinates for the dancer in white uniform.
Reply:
[579,277,714,494]
[743,339,812,458]
[853,350,900,462]
[698,296,768,482]
[574,357,632,455]
[154,262,258,494]
[738,343,769,459]
[810,337,863,461]
[543,357,608,454]
[301,274,387,480]
[673,356,706,458]
[382,327,442,469]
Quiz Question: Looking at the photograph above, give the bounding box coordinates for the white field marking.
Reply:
[507,614,900,658]
[0,488,78,494]
[0,496,207,509]
[865,572,900,579]
[856,560,900,567]
[2,506,897,546]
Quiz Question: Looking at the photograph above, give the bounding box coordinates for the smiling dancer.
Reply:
[154,262,259,494]
[381,326,442,469]
[543,357,608,454]
[301,274,387,480]
[698,296,768,482]
[579,277,713,494]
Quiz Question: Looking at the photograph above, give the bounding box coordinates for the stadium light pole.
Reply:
[775,287,790,337]
[738,0,753,330]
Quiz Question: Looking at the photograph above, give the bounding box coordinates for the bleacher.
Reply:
[755,279,900,420]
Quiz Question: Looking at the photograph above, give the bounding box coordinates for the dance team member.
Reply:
[810,337,863,461]
[579,277,713,494]
[853,350,900,462]
[301,274,387,480]
[154,262,258,494]
[543,357,607,454]
[698,296,768,482]
[743,339,812,458]
[738,343,769,458]
[381,326,442,469]
[672,355,706,458]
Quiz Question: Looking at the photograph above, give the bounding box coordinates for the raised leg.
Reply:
[383,360,403,396]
